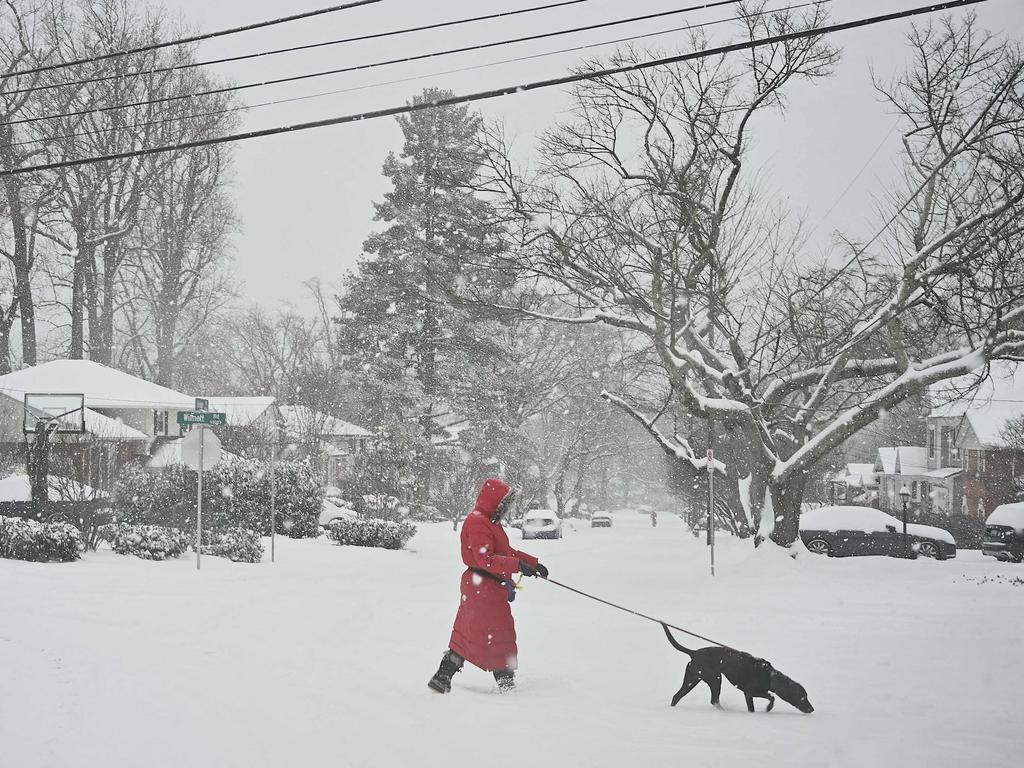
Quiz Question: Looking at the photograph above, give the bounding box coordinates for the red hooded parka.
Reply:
[448,478,539,672]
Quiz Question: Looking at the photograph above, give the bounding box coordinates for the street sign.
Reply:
[181,427,222,472]
[194,397,209,411]
[177,410,226,426]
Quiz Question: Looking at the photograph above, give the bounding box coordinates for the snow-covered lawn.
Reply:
[2,513,1020,767]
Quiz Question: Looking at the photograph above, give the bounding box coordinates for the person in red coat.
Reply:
[428,477,549,693]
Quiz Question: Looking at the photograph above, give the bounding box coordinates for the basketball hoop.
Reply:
[23,393,86,435]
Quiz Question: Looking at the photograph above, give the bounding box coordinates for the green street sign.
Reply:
[177,410,227,427]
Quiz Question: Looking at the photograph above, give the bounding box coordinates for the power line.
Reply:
[5,0,606,97]
[3,0,823,152]
[0,0,989,178]
[0,0,383,80]
[9,1,745,128]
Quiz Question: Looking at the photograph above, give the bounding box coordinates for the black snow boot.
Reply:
[493,669,515,693]
[428,650,464,694]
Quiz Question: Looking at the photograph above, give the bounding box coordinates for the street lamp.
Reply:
[899,484,912,558]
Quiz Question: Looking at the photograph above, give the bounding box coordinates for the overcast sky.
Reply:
[157,0,1024,310]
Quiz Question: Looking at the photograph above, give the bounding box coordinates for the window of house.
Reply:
[979,450,985,474]
[911,481,919,500]
[153,410,168,436]
[961,496,968,516]
[977,498,985,519]
[928,428,935,458]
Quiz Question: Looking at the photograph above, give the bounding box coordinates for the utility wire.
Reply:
[0,0,383,80]
[9,1,745,128]
[2,0,825,152]
[0,0,989,178]
[5,0,606,97]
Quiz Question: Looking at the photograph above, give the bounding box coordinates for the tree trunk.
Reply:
[1,167,37,366]
[70,236,94,360]
[769,476,807,547]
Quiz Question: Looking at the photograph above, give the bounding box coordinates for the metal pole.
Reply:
[708,447,715,578]
[902,499,908,558]
[270,430,276,563]
[197,424,204,571]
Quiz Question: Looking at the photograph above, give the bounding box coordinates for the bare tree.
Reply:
[483,7,1024,545]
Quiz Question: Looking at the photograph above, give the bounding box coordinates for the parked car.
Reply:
[799,505,956,560]
[591,510,613,528]
[983,502,1024,563]
[522,509,562,540]
[319,496,358,529]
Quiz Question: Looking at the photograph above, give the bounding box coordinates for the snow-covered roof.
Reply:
[83,409,149,442]
[929,362,1024,448]
[924,467,961,479]
[876,447,898,474]
[278,405,371,438]
[0,360,193,410]
[146,438,239,469]
[842,463,878,487]
[0,473,107,502]
[204,397,276,428]
[875,447,928,476]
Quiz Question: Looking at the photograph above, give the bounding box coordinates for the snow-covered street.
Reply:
[2,512,1020,768]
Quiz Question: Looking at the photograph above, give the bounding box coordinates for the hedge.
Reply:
[113,458,323,539]
[200,527,263,563]
[98,523,189,561]
[0,515,81,562]
[325,517,417,550]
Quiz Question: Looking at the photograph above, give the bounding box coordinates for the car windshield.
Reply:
[526,518,554,526]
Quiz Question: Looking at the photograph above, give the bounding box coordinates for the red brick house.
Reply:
[929,364,1024,519]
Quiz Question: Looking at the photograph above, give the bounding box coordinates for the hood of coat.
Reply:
[475,478,514,521]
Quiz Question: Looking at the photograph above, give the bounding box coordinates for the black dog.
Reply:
[662,624,814,713]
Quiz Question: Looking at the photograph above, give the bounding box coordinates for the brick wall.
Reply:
[962,448,1024,519]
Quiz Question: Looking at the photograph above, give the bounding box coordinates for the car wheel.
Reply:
[917,541,940,559]
[805,538,832,556]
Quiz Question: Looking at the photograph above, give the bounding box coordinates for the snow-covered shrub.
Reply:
[113,459,323,539]
[98,523,189,561]
[0,515,81,562]
[325,517,417,550]
[200,527,263,563]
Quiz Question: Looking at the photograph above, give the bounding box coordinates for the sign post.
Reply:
[197,425,204,571]
[708,448,715,578]
[179,414,225,571]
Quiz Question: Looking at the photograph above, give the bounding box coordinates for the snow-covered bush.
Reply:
[200,527,263,563]
[98,523,189,561]
[0,515,81,562]
[325,517,417,550]
[113,459,323,539]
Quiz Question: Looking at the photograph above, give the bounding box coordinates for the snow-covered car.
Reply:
[521,509,562,540]
[591,510,613,528]
[799,505,956,560]
[319,497,358,528]
[983,503,1024,563]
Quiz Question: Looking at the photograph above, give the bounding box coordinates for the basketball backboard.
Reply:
[23,393,86,434]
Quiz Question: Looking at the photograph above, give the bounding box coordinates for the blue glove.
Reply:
[501,579,517,602]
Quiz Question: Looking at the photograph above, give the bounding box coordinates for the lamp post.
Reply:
[899,484,911,558]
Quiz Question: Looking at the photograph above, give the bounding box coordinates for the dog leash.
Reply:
[543,577,740,653]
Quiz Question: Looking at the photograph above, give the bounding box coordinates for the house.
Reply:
[874,446,930,514]
[0,360,192,490]
[830,462,879,503]
[278,405,373,487]
[929,363,1024,519]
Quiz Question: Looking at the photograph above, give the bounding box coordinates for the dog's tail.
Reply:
[661,623,694,655]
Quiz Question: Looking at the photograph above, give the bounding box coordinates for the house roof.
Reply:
[205,397,276,428]
[875,446,928,476]
[925,467,961,479]
[929,362,1024,448]
[278,405,372,439]
[0,360,193,410]
[842,463,878,487]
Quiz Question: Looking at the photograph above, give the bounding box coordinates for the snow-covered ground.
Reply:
[2,512,1020,767]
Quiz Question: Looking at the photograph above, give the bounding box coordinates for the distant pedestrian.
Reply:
[428,478,549,694]
[651,509,658,527]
